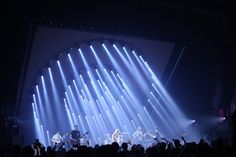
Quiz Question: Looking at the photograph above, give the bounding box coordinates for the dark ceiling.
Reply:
[2,1,235,118]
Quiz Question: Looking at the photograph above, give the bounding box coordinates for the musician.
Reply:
[51,131,69,150]
[112,129,121,144]
[133,127,143,144]
[51,131,64,145]
[70,125,81,148]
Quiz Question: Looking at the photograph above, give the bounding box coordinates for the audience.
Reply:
[1,137,235,157]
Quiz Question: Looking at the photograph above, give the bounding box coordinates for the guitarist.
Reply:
[70,125,81,148]
[51,131,69,150]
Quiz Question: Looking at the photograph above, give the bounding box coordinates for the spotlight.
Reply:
[220,117,226,121]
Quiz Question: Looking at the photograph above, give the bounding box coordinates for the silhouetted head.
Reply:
[173,139,181,148]
[74,125,78,130]
[111,142,120,152]
[122,142,128,151]
[35,139,40,144]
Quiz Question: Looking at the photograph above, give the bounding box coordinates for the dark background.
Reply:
[1,0,235,145]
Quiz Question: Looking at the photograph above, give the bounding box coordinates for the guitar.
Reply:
[52,132,69,145]
[70,131,89,146]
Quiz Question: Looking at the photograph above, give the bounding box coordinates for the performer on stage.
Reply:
[51,131,64,145]
[51,131,69,150]
[70,125,81,148]
[133,127,143,144]
[112,129,121,144]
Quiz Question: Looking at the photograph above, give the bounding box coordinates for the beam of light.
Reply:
[100,96,117,129]
[85,116,97,144]
[92,75,123,130]
[92,115,103,138]
[63,98,74,129]
[110,103,123,129]
[143,106,156,128]
[98,113,109,133]
[82,82,99,116]
[78,115,86,133]
[90,46,123,119]
[32,103,42,143]
[46,130,51,146]
[103,68,120,96]
[48,68,61,127]
[140,58,189,127]
[40,125,46,146]
[35,85,47,125]
[111,70,124,91]
[96,71,106,92]
[120,85,150,129]
[41,75,53,129]
[35,119,43,143]
[133,53,150,79]
[116,73,141,109]
[90,80,103,104]
[78,49,91,73]
[147,99,174,134]
[137,113,148,131]
[72,113,78,125]
[101,80,118,106]
[131,119,136,129]
[90,45,105,71]
[120,95,140,126]
[88,100,102,125]
[68,85,83,117]
[116,101,135,132]
[81,90,93,118]
[35,85,44,113]
[65,91,76,124]
[79,75,86,87]
[57,60,69,91]
[141,57,183,117]
[114,44,148,91]
[41,76,50,108]
[72,80,87,115]
[150,91,177,128]
[102,43,128,82]
[32,95,40,118]
[67,53,84,92]
[91,47,121,118]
